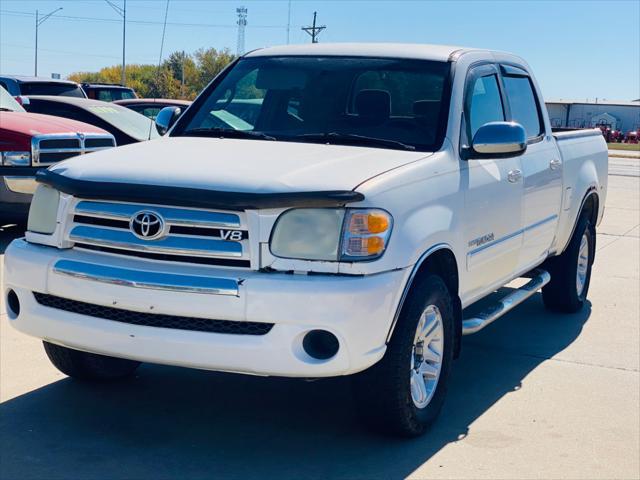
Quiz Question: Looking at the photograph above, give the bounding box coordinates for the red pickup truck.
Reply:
[0,87,116,219]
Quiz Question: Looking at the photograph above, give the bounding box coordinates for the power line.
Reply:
[3,42,122,59]
[0,9,285,29]
[301,11,325,43]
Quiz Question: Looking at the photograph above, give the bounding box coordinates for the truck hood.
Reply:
[0,111,109,136]
[51,137,432,193]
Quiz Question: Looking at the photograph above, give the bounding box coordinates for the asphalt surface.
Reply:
[0,159,638,480]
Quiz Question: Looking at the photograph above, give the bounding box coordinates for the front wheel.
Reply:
[352,274,455,437]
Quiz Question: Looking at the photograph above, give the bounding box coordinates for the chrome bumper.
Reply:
[52,259,240,296]
[3,176,37,195]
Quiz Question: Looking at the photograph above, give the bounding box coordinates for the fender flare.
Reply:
[385,243,457,344]
[560,186,599,255]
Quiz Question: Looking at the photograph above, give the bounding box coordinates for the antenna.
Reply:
[147,0,170,140]
[301,11,325,43]
[105,0,126,86]
[286,0,291,44]
[236,7,248,56]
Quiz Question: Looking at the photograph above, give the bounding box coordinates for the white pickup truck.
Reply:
[4,44,607,436]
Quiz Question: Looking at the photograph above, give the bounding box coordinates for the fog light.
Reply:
[302,330,339,360]
[6,290,20,318]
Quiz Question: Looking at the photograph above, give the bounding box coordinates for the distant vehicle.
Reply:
[0,87,114,219]
[624,130,638,144]
[114,98,191,120]
[23,96,160,145]
[0,75,86,98]
[81,83,137,102]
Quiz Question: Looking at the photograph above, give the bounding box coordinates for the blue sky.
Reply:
[1,0,638,101]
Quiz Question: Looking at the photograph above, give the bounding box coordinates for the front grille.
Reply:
[74,243,251,268]
[39,152,80,163]
[33,292,273,335]
[84,138,115,149]
[69,200,251,268]
[39,139,81,149]
[33,134,116,166]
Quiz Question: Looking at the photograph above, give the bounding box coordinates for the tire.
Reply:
[43,341,140,381]
[542,214,595,313]
[352,274,455,437]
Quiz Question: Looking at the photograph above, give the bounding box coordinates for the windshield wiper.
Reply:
[296,132,416,151]
[181,127,276,141]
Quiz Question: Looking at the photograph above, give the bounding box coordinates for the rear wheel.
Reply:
[352,274,455,437]
[43,341,140,380]
[542,214,595,313]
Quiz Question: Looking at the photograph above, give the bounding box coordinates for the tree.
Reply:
[193,48,236,92]
[68,48,236,100]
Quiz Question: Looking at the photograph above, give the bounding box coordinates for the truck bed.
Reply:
[552,127,603,140]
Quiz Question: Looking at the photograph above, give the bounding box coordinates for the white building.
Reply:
[546,100,640,132]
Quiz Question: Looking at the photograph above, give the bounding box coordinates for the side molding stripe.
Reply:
[468,214,558,256]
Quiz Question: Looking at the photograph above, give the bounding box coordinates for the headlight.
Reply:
[27,185,60,234]
[271,209,346,261]
[1,151,30,166]
[270,208,392,262]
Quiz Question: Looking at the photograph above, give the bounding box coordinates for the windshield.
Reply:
[175,56,450,151]
[20,82,85,98]
[0,87,25,112]
[86,104,159,141]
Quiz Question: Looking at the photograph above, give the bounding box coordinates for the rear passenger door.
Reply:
[461,64,524,299]
[500,65,562,270]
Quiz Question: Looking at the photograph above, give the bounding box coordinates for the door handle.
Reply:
[550,159,562,170]
[507,169,522,183]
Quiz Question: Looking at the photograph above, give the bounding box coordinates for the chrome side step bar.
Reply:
[462,269,551,335]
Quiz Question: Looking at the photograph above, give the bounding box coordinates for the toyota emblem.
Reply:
[130,211,165,240]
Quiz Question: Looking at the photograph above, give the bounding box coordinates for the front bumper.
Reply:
[3,239,408,377]
[0,175,33,218]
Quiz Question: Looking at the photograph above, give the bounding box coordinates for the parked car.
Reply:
[23,96,159,145]
[4,44,607,437]
[0,75,86,98]
[81,83,137,102]
[0,87,115,219]
[114,98,191,120]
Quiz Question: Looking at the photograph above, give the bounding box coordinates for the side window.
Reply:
[502,75,542,138]
[468,74,504,137]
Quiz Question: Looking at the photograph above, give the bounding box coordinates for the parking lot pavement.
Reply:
[1,171,638,480]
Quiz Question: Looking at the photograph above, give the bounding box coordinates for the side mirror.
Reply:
[470,121,527,158]
[155,106,182,135]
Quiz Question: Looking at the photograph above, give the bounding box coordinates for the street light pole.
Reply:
[34,7,63,76]
[105,0,127,86]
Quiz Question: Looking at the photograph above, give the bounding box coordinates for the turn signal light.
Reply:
[348,212,390,234]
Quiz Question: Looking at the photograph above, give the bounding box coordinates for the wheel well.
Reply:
[389,247,462,357]
[413,248,459,297]
[582,192,599,226]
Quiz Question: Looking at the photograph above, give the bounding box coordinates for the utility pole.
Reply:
[236,7,248,56]
[105,0,126,86]
[301,11,325,43]
[34,7,63,76]
[286,0,291,44]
